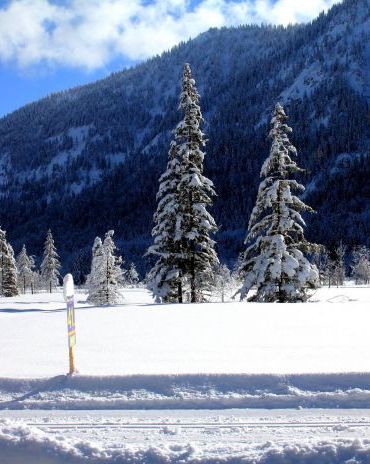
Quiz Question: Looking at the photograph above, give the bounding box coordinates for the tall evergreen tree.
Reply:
[0,227,19,297]
[174,63,218,302]
[40,229,61,293]
[146,141,183,302]
[239,103,319,302]
[16,244,35,294]
[87,231,123,305]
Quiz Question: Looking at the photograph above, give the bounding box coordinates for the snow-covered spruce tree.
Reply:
[87,231,123,305]
[312,245,332,286]
[16,244,35,294]
[86,236,103,300]
[238,103,319,302]
[0,229,19,297]
[211,263,236,303]
[40,229,61,293]
[146,140,183,303]
[126,262,140,287]
[333,241,346,287]
[0,227,7,293]
[174,63,218,303]
[351,246,370,284]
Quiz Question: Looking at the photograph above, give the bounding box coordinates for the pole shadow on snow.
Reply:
[0,376,69,409]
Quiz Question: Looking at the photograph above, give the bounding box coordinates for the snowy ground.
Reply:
[1,285,370,379]
[2,409,370,463]
[1,285,370,462]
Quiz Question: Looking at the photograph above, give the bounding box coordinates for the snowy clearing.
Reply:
[2,286,370,463]
[1,286,370,378]
[1,285,370,410]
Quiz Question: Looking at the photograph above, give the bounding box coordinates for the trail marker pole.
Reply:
[63,274,76,375]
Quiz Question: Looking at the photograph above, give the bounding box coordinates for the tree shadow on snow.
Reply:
[0,307,66,314]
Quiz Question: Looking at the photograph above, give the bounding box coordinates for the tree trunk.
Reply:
[177,273,183,303]
[190,253,196,303]
[1,255,3,295]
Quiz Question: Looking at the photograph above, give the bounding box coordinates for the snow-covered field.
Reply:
[1,285,370,410]
[1,285,370,379]
[1,285,370,463]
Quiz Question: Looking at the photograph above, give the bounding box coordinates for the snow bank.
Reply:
[2,372,370,410]
[2,419,370,463]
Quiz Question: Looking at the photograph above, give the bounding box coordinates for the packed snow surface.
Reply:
[2,410,370,463]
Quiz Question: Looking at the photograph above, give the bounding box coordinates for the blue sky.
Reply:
[0,0,340,117]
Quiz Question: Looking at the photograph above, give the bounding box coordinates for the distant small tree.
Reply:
[29,255,37,294]
[0,228,19,297]
[71,248,91,285]
[40,230,61,293]
[351,246,370,284]
[0,229,19,297]
[333,242,346,287]
[126,262,140,287]
[313,245,331,286]
[16,245,35,294]
[87,231,123,305]
[86,237,104,297]
[210,263,236,303]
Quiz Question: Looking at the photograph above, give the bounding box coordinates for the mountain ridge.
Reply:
[0,0,369,278]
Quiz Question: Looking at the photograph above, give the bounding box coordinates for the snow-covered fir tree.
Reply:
[126,262,140,287]
[146,141,183,302]
[333,242,346,287]
[174,63,218,302]
[86,236,104,297]
[211,263,236,303]
[147,64,218,303]
[16,244,35,294]
[40,229,61,293]
[351,246,370,284]
[238,103,319,302]
[87,231,123,305]
[312,245,332,286]
[0,227,7,293]
[0,228,19,297]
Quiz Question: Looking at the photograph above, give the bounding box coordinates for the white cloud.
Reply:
[0,0,340,70]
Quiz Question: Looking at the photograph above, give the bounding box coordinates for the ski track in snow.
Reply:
[0,410,370,464]
[2,410,370,463]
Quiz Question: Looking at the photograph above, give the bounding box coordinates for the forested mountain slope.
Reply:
[0,0,369,277]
